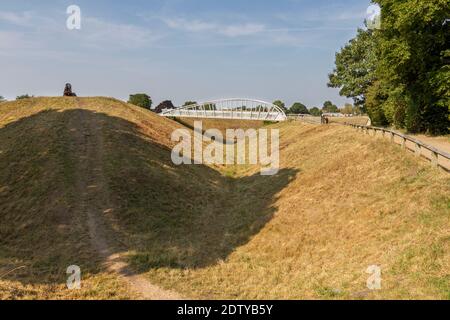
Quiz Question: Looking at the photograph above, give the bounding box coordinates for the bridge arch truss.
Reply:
[160,98,287,122]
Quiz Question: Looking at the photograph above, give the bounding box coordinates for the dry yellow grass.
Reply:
[0,97,184,299]
[174,117,266,136]
[131,122,449,299]
[328,116,370,126]
[0,97,448,299]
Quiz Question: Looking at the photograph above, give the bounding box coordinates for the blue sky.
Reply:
[0,0,374,107]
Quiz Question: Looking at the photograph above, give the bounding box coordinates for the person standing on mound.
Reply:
[63,83,77,97]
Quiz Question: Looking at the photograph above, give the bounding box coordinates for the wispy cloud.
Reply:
[80,17,164,48]
[0,31,36,50]
[0,10,165,51]
[164,18,216,32]
[0,11,35,27]
[219,23,265,37]
[163,17,265,37]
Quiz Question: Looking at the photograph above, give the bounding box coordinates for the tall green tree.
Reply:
[375,0,449,134]
[329,1,449,134]
[273,100,287,112]
[128,94,152,110]
[341,103,356,115]
[328,28,378,109]
[322,101,339,113]
[290,102,310,114]
[365,80,389,126]
[309,107,322,117]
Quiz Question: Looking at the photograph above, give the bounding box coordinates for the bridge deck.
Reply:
[161,110,286,121]
[159,98,288,122]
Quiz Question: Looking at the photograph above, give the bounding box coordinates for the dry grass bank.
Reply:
[0,97,184,299]
[328,116,370,126]
[174,117,266,136]
[0,98,448,299]
[134,122,449,299]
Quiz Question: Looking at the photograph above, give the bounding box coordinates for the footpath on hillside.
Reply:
[70,99,183,300]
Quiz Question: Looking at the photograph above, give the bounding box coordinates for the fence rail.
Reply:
[348,124,450,171]
[286,114,321,124]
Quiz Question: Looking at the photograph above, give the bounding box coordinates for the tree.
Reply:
[328,28,378,109]
[183,101,197,107]
[374,0,450,134]
[322,101,339,113]
[309,107,322,117]
[341,103,355,115]
[365,80,389,126]
[290,102,310,114]
[273,100,287,112]
[204,103,216,111]
[16,94,33,100]
[0,96,5,103]
[154,100,175,114]
[128,94,152,110]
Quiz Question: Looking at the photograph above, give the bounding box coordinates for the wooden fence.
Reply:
[286,114,321,124]
[348,124,450,171]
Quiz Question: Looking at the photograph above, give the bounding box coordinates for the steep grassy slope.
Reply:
[128,121,449,299]
[0,97,448,300]
[329,117,370,126]
[0,97,186,299]
[174,117,266,136]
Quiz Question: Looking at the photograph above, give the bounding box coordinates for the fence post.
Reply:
[390,132,395,143]
[415,143,421,157]
[401,137,406,149]
[431,151,439,167]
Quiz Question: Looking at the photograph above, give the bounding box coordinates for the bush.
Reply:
[290,102,310,114]
[16,94,33,100]
[309,107,322,117]
[154,100,176,114]
[128,94,152,110]
[322,101,339,113]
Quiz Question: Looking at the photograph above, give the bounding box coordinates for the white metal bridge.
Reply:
[160,98,287,122]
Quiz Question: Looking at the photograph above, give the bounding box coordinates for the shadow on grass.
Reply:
[0,108,298,286]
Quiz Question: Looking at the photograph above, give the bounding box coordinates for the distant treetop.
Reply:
[128,93,152,110]
[154,100,176,114]
[322,101,339,113]
[289,102,310,115]
[273,100,287,112]
[16,94,33,100]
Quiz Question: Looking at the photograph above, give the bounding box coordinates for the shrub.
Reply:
[128,94,152,110]
[16,94,33,100]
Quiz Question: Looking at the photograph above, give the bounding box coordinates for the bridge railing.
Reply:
[348,124,450,171]
[160,98,288,122]
[163,110,286,121]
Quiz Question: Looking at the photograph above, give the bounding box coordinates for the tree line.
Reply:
[127,93,361,117]
[273,100,361,116]
[0,94,34,102]
[328,0,449,135]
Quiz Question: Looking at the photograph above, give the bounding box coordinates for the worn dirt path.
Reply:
[69,102,183,300]
[410,134,450,154]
